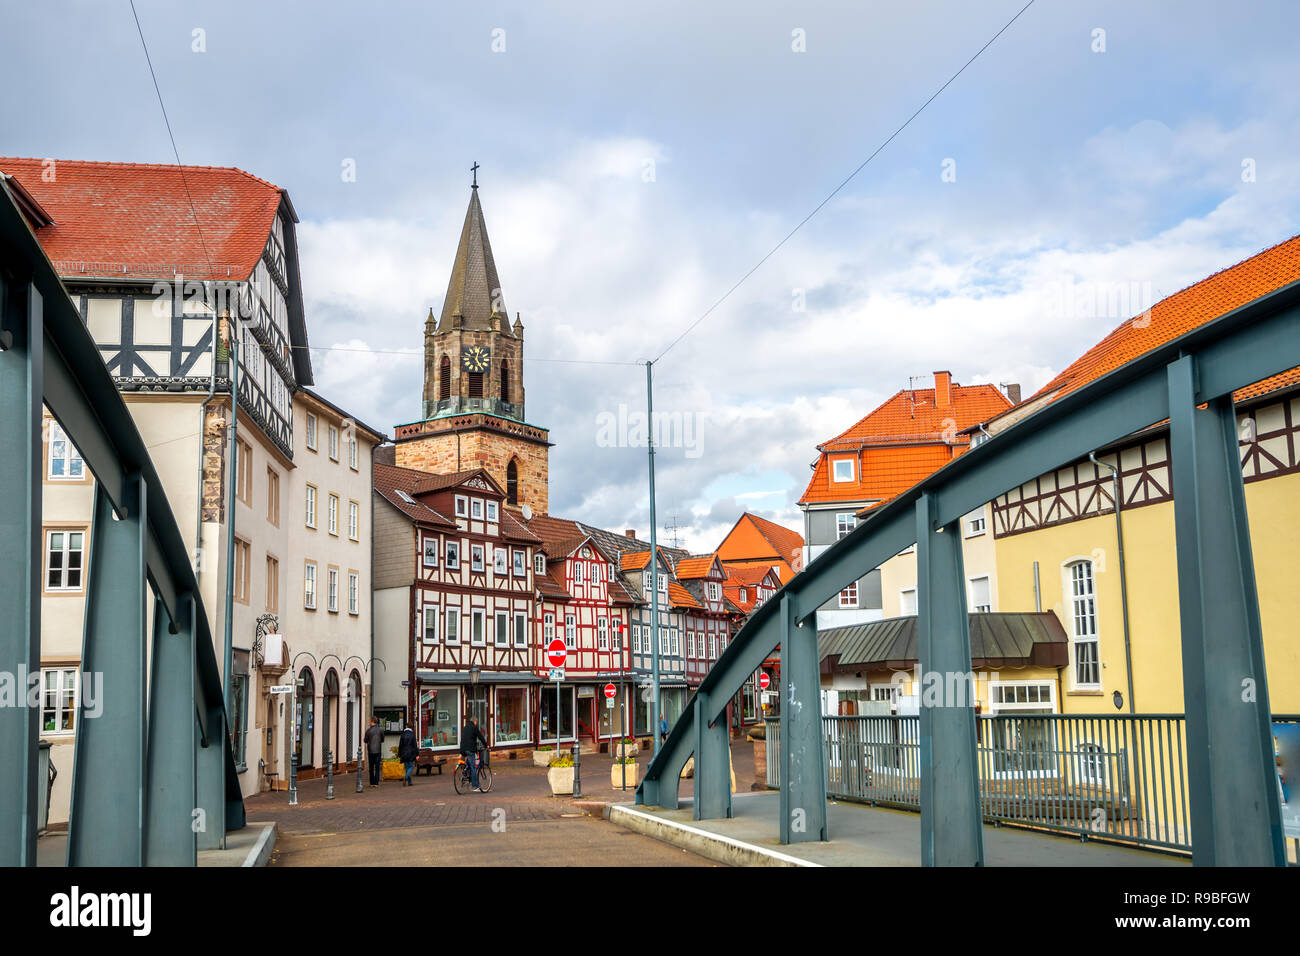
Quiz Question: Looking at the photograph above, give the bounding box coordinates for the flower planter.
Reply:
[613,742,639,761]
[611,762,639,788]
[533,750,556,768]
[382,760,405,781]
[547,766,574,795]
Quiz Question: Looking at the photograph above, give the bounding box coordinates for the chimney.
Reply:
[625,529,637,540]
[1004,383,1021,404]
[934,370,952,407]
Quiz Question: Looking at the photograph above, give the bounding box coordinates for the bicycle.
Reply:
[453,748,492,794]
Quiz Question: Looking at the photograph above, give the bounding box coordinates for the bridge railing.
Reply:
[0,181,244,866]
[640,263,1300,866]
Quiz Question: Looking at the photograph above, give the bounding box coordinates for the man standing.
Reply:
[460,715,488,792]
[364,716,384,788]
[398,722,418,787]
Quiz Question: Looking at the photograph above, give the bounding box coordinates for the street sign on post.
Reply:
[547,668,565,682]
[604,683,617,699]
[759,673,771,690]
[546,638,567,669]
[269,685,294,695]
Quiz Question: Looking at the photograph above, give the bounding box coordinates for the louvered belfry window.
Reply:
[439,355,451,401]
[468,371,484,397]
[500,359,510,403]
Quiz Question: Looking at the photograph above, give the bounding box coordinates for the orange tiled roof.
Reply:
[620,550,652,572]
[0,156,284,281]
[742,514,804,565]
[799,382,1011,507]
[675,555,719,580]
[1027,234,1300,410]
[668,582,701,609]
[723,564,776,586]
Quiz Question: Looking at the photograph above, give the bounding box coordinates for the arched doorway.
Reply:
[322,669,339,767]
[346,671,363,763]
[296,668,315,769]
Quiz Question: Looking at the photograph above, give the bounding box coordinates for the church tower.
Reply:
[394,172,552,514]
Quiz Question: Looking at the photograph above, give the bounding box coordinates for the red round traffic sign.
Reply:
[604,683,617,699]
[546,638,567,668]
[758,673,771,690]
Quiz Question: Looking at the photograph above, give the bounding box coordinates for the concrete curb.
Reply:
[243,822,277,867]
[607,805,819,867]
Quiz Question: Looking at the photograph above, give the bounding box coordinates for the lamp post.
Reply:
[616,620,627,791]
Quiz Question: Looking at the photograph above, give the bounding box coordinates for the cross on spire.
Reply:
[471,161,480,189]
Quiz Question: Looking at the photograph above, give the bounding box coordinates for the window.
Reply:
[899,587,917,615]
[544,613,555,641]
[659,627,669,656]
[348,571,359,615]
[486,501,498,522]
[592,564,601,586]
[423,605,439,644]
[832,458,855,482]
[327,567,339,613]
[439,356,451,402]
[328,494,339,536]
[41,668,79,734]
[45,530,85,591]
[267,468,280,525]
[657,573,667,596]
[234,538,251,604]
[739,588,747,603]
[642,571,651,592]
[534,554,545,575]
[304,562,317,609]
[836,513,856,540]
[969,575,991,613]
[612,620,623,650]
[494,547,507,574]
[564,614,576,649]
[445,607,460,645]
[1067,560,1100,687]
[422,537,439,568]
[598,617,608,650]
[574,562,585,583]
[266,556,279,613]
[306,413,317,451]
[966,510,986,536]
[687,631,695,657]
[471,609,486,646]
[988,681,1057,713]
[305,484,317,529]
[471,498,483,520]
[349,437,358,470]
[236,438,253,505]
[514,611,527,648]
[632,624,641,654]
[512,549,525,577]
[454,495,468,518]
[445,541,459,569]
[506,459,518,505]
[495,610,509,648]
[839,582,858,607]
[471,544,485,572]
[349,501,359,541]
[709,635,717,659]
[47,421,85,480]
[496,686,528,742]
[707,582,720,601]
[328,424,339,461]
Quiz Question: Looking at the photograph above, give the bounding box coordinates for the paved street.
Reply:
[245,739,759,865]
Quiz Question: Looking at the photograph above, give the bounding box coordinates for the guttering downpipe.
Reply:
[195,287,219,578]
[1090,451,1134,713]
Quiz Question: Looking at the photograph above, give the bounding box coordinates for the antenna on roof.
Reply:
[667,509,682,550]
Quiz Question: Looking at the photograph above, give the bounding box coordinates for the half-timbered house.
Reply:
[674,554,733,687]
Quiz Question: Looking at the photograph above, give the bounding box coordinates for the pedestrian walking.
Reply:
[660,713,669,744]
[364,716,384,788]
[398,722,418,786]
[460,714,488,792]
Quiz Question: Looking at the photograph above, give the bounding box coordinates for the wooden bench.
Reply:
[415,749,447,776]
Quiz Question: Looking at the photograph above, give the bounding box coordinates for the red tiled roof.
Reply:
[0,157,285,281]
[674,555,719,580]
[409,469,497,496]
[373,463,458,528]
[723,564,776,586]
[799,381,1011,507]
[1026,234,1300,409]
[525,515,590,559]
[620,550,652,572]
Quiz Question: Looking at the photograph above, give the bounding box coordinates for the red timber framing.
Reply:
[526,515,633,743]
[676,554,732,687]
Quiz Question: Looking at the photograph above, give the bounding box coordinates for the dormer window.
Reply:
[534,554,546,575]
[471,498,483,520]
[454,495,468,518]
[832,458,855,482]
[486,501,498,523]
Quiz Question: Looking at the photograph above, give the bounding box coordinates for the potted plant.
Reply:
[547,751,575,795]
[532,744,556,768]
[613,736,638,761]
[382,744,405,781]
[611,753,638,788]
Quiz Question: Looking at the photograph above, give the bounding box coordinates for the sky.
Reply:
[5,1,1300,552]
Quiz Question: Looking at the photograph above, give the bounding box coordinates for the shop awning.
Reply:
[818,612,1069,673]
[414,670,544,684]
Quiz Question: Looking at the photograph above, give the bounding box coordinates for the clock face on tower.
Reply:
[461,346,490,373]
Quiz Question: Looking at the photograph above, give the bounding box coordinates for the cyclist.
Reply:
[460,715,488,792]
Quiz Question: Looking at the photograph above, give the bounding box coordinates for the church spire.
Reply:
[436,181,512,335]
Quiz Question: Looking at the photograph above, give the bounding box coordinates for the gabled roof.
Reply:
[373,463,458,528]
[722,564,779,586]
[526,515,591,560]
[724,513,804,566]
[1023,234,1300,412]
[436,187,514,335]
[410,468,504,498]
[799,380,1011,507]
[675,554,723,580]
[0,157,285,281]
[667,582,701,610]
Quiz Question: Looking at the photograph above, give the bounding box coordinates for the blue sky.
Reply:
[4,1,1300,550]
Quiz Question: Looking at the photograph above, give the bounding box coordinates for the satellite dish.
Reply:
[521,504,533,520]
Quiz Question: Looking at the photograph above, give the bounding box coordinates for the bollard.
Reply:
[326,750,335,800]
[289,750,299,806]
[356,743,364,793]
[572,741,582,799]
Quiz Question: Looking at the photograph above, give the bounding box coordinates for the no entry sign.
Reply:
[758,673,771,690]
[604,683,617,699]
[546,638,567,669]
